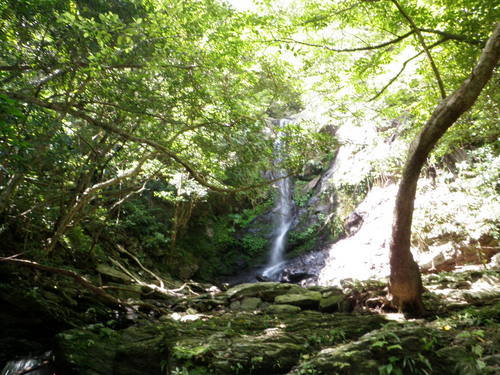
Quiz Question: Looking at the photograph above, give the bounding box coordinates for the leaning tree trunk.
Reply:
[389,23,500,314]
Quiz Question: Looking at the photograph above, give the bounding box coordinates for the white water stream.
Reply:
[262,119,294,279]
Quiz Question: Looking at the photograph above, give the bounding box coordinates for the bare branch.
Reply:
[370,38,448,101]
[275,30,415,52]
[116,244,167,289]
[109,181,148,211]
[391,0,446,99]
[29,68,67,87]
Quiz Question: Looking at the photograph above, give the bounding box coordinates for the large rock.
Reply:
[96,264,132,283]
[239,297,262,311]
[290,326,454,375]
[56,311,387,375]
[225,282,303,301]
[319,294,345,312]
[274,291,322,309]
[277,250,329,287]
[55,323,170,375]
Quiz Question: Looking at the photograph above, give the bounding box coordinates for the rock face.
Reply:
[279,250,329,286]
[317,185,397,286]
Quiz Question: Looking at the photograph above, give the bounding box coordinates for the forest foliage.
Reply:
[0,0,498,280]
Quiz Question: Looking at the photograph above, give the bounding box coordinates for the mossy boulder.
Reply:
[225,282,303,302]
[240,297,262,311]
[55,322,173,375]
[274,291,322,309]
[55,311,387,375]
[184,294,229,312]
[290,325,456,375]
[319,294,345,312]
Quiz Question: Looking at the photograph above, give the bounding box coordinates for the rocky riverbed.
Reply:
[3,268,495,375]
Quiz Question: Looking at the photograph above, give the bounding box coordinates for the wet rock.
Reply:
[256,274,272,282]
[344,211,363,236]
[1,352,54,375]
[281,271,315,284]
[278,250,329,287]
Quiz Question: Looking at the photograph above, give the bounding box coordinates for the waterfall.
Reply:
[262,119,294,280]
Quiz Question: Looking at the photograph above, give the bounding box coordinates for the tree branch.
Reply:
[0,64,31,71]
[418,28,485,46]
[370,38,448,101]
[46,151,154,252]
[109,181,148,211]
[391,0,446,99]
[0,257,123,307]
[1,92,283,194]
[0,61,197,72]
[275,30,415,52]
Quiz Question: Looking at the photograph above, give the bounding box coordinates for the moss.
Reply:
[57,311,387,375]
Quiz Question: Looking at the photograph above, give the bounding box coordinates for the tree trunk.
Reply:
[389,23,500,314]
[46,152,153,252]
[0,173,24,213]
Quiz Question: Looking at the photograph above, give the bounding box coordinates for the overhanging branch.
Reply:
[390,0,446,99]
[275,30,415,52]
[419,28,485,46]
[2,92,284,193]
[370,38,448,101]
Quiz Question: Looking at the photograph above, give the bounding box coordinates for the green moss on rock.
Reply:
[274,291,322,309]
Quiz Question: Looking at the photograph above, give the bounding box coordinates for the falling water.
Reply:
[262,119,294,280]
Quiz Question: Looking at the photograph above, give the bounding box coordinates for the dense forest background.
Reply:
[0,0,498,374]
[1,0,497,278]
